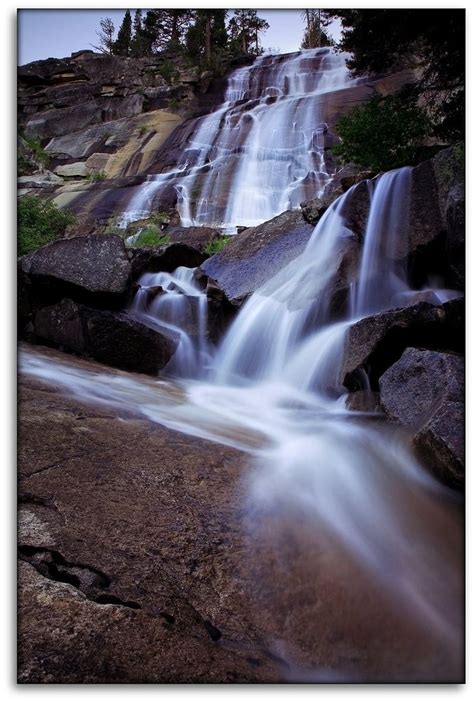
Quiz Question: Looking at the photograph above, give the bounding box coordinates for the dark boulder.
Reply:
[342,298,464,390]
[33,298,178,375]
[379,348,464,487]
[200,209,314,306]
[129,243,206,280]
[24,234,131,306]
[166,226,221,253]
[301,169,373,227]
[406,146,464,290]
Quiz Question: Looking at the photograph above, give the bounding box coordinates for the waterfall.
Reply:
[122,48,357,231]
[20,54,463,679]
[129,266,210,378]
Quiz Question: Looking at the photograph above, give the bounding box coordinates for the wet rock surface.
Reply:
[379,348,464,487]
[342,298,464,390]
[17,349,281,682]
[33,299,178,375]
[200,210,314,305]
[18,346,464,683]
[129,242,207,280]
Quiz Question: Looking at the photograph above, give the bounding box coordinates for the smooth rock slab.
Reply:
[55,161,90,178]
[200,209,314,306]
[379,347,464,487]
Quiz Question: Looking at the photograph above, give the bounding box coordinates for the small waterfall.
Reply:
[353,167,412,315]
[122,48,357,230]
[130,266,210,378]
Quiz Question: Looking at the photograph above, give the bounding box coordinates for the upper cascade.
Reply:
[123,48,360,231]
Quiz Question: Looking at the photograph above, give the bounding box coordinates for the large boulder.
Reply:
[301,168,373,226]
[33,298,178,375]
[200,210,314,306]
[166,226,221,253]
[342,298,464,389]
[129,242,206,280]
[379,348,464,488]
[432,145,465,289]
[23,234,131,305]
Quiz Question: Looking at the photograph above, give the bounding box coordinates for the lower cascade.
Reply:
[21,164,464,678]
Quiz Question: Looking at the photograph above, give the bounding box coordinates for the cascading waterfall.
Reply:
[121,48,358,231]
[20,54,463,678]
[21,167,463,675]
[130,266,210,378]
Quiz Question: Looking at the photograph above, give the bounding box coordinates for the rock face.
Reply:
[34,298,178,375]
[18,345,463,683]
[200,210,314,305]
[379,348,464,487]
[23,234,131,304]
[17,349,281,683]
[129,242,207,280]
[342,298,464,389]
[166,226,221,252]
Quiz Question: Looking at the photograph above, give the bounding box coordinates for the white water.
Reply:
[122,48,358,231]
[20,166,464,676]
[130,266,211,378]
[19,50,464,677]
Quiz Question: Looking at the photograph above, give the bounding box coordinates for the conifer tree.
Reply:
[130,9,147,58]
[186,10,228,64]
[113,10,132,56]
[228,10,268,55]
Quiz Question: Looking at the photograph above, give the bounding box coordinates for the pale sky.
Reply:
[18,9,314,65]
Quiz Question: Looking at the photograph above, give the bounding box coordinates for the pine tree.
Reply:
[228,10,268,55]
[141,9,194,54]
[186,10,228,65]
[113,10,132,56]
[130,9,147,58]
[300,10,332,49]
[93,17,115,55]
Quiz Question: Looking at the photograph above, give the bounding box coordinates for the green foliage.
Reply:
[333,94,429,172]
[87,169,107,182]
[130,225,171,248]
[113,10,132,56]
[159,59,180,85]
[325,9,465,140]
[22,136,50,169]
[204,235,231,256]
[17,153,33,176]
[228,9,269,55]
[186,10,228,66]
[168,98,180,111]
[18,195,76,256]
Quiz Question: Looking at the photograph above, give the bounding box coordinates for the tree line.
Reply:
[94,9,270,65]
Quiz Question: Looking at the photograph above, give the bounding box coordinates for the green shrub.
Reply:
[204,235,231,256]
[88,169,107,182]
[333,94,429,172]
[130,225,171,248]
[23,136,50,169]
[18,195,76,256]
[159,59,179,85]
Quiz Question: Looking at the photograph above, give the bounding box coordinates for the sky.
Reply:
[17,9,313,65]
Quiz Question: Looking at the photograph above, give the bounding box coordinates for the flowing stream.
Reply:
[20,49,463,679]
